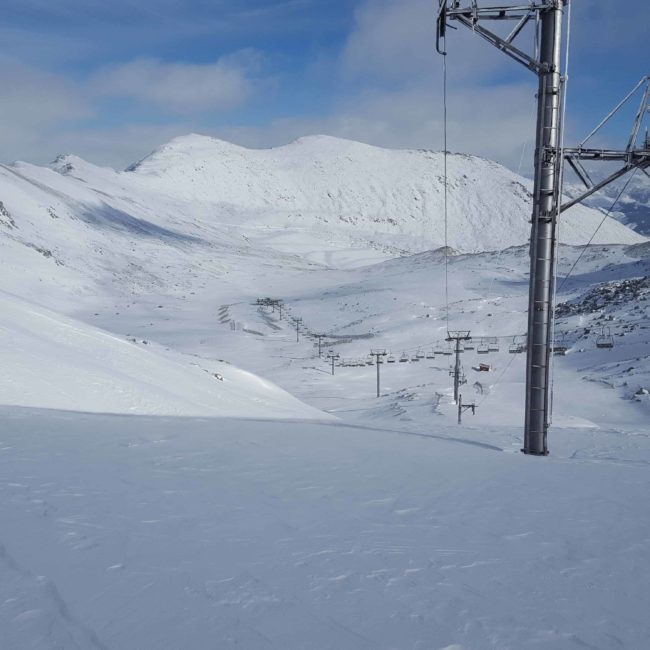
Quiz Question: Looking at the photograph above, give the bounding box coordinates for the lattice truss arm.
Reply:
[561,76,650,213]
[436,1,552,72]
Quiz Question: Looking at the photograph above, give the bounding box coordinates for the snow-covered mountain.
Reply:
[0,133,645,418]
[2,134,650,650]
[566,171,650,235]
[46,133,645,252]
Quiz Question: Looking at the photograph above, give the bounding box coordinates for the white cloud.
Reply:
[223,0,538,171]
[221,81,537,172]
[0,58,93,164]
[92,52,261,114]
[0,58,90,126]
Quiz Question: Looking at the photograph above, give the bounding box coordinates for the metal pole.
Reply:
[370,349,387,397]
[446,331,469,405]
[327,352,339,376]
[458,394,462,425]
[376,359,380,397]
[453,338,462,404]
[295,318,302,342]
[523,3,564,456]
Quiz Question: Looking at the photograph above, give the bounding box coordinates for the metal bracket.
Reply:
[438,1,557,74]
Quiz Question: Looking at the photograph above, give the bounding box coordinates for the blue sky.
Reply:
[1,0,648,170]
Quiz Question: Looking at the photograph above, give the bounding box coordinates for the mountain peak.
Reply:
[126,134,246,172]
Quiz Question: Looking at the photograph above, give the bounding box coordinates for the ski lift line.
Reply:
[378,331,535,356]
[556,168,639,295]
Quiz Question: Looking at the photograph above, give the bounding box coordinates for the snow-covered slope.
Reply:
[2,408,650,650]
[0,133,645,418]
[0,290,327,419]
[122,134,643,252]
[1,135,650,649]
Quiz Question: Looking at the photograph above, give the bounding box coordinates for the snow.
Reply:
[0,133,649,648]
[0,290,326,419]
[1,409,649,649]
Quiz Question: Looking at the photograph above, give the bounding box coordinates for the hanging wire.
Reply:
[442,47,450,333]
[556,167,639,294]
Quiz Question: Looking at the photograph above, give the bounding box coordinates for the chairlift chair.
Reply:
[442,344,453,356]
[488,337,499,353]
[464,339,475,351]
[434,344,444,355]
[509,336,525,354]
[366,355,375,366]
[426,348,435,359]
[387,353,396,363]
[399,352,409,363]
[411,352,420,362]
[416,348,425,360]
[596,326,614,349]
[477,338,489,354]
[553,334,568,356]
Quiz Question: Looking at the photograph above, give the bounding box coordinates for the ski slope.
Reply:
[1,408,649,650]
[0,290,326,419]
[0,134,649,649]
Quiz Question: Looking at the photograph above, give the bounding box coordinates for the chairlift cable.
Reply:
[556,167,639,295]
[442,46,451,332]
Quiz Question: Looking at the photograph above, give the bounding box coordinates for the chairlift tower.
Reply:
[370,349,388,397]
[314,334,326,357]
[437,1,649,455]
[326,351,340,376]
[446,331,471,404]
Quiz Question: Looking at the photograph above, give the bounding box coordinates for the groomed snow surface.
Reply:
[1,135,649,649]
[2,410,649,650]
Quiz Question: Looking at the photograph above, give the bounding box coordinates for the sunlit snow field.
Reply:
[1,136,649,649]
